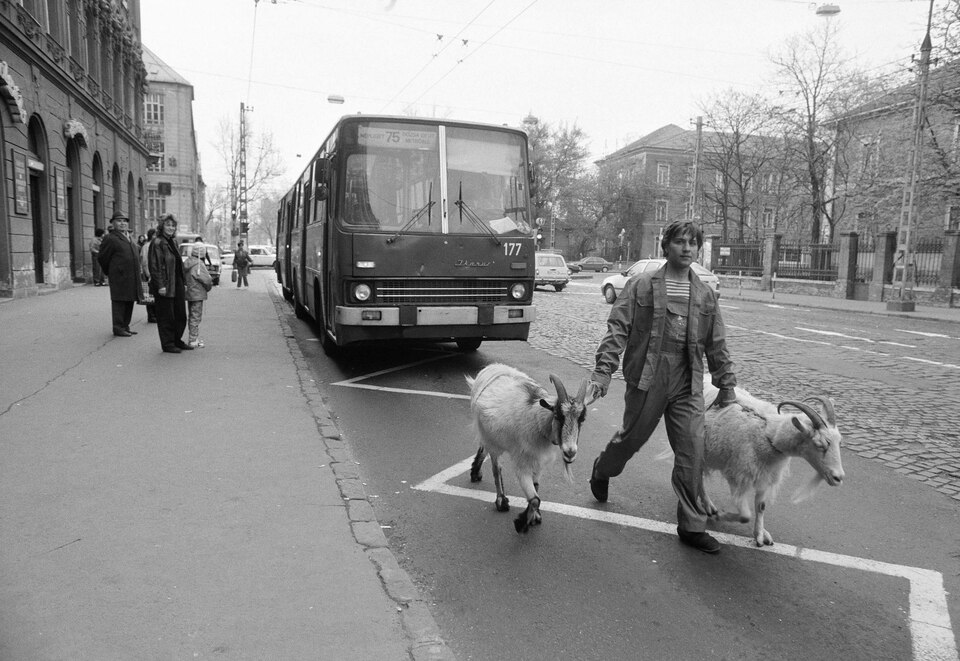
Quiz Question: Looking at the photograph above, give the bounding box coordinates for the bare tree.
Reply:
[769,21,878,242]
[522,115,590,225]
[698,90,786,241]
[212,115,285,246]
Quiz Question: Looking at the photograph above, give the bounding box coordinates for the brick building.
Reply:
[0,0,149,298]
[141,45,203,234]
[596,124,802,261]
[827,63,960,240]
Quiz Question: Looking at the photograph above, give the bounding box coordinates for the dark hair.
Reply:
[660,220,703,257]
[156,213,177,233]
[146,228,156,240]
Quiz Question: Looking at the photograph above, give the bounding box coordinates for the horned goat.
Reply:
[701,381,844,547]
[466,363,594,533]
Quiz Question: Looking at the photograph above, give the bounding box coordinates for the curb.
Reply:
[723,292,957,324]
[270,288,456,661]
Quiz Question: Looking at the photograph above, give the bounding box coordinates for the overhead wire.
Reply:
[406,0,539,109]
[378,0,496,113]
[246,0,261,103]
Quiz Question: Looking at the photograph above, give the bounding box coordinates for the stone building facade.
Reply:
[141,45,203,235]
[0,0,149,298]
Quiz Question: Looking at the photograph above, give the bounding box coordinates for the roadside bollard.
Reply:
[738,270,742,296]
[772,272,776,300]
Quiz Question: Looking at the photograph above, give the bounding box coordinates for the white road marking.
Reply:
[795,326,876,343]
[414,457,958,661]
[330,353,472,397]
[898,329,952,339]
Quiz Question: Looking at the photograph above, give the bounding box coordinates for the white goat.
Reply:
[466,363,593,533]
[701,381,845,546]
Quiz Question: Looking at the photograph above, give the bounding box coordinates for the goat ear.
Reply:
[791,416,806,433]
[539,398,554,412]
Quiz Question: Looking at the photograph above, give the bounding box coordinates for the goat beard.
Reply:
[561,460,575,483]
[790,475,823,504]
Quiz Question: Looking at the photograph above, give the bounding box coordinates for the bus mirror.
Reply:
[315,182,329,201]
[315,157,331,182]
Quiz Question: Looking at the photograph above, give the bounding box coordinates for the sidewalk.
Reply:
[719,286,960,324]
[0,274,453,661]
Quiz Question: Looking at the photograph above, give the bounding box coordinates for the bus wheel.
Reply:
[456,338,482,352]
[282,286,293,301]
[294,301,307,319]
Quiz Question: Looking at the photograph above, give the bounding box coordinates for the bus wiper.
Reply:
[386,183,434,244]
[454,182,501,246]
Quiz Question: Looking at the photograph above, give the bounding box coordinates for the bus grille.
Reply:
[375,280,508,305]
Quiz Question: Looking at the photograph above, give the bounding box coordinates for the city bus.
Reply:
[276,115,537,354]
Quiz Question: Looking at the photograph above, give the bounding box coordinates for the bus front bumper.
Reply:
[335,305,535,326]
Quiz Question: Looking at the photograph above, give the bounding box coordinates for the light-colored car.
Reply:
[534,252,570,292]
[220,250,234,266]
[248,245,276,268]
[568,255,614,272]
[178,242,222,286]
[600,258,720,303]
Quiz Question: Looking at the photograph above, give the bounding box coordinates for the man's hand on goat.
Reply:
[716,387,737,407]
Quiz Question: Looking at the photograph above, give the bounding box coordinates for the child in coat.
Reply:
[184,243,214,348]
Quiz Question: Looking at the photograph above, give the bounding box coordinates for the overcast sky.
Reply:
[140,0,934,191]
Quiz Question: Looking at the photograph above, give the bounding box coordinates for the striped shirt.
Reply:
[665,276,690,301]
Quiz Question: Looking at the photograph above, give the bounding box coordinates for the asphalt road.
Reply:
[283,275,960,661]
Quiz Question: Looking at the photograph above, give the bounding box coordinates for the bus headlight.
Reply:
[353,283,372,302]
[509,283,527,300]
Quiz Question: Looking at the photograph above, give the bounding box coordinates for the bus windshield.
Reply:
[341,121,532,237]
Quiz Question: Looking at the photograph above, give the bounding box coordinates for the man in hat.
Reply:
[97,210,142,337]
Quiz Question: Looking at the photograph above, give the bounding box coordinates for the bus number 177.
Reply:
[503,242,523,256]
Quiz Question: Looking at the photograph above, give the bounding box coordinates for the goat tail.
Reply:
[790,474,824,504]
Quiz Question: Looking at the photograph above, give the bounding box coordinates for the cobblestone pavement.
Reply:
[527,285,960,504]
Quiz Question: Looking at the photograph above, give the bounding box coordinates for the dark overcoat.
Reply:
[97,230,142,302]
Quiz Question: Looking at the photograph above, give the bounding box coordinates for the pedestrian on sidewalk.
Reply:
[183,242,213,348]
[139,227,157,323]
[97,211,142,337]
[233,241,251,288]
[588,219,738,555]
[90,227,106,286]
[148,214,192,354]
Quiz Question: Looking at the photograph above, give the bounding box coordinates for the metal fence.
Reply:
[712,242,763,276]
[775,242,839,281]
[855,234,876,283]
[913,237,943,287]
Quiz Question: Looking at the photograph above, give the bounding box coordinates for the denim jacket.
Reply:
[592,264,736,397]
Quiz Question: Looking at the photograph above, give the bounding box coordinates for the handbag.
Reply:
[139,277,155,305]
[231,269,238,283]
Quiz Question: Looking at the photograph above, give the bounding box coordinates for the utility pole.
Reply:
[888,0,934,312]
[689,116,703,226]
[238,102,251,247]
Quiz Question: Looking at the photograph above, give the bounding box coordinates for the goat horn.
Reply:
[575,379,588,402]
[805,395,836,426]
[778,400,825,429]
[549,374,569,402]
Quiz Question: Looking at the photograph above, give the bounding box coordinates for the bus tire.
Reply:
[282,286,293,301]
[294,302,307,320]
[456,338,482,352]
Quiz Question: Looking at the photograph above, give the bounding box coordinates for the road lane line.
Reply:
[414,458,958,661]
[336,383,470,398]
[331,354,454,386]
[795,326,876,343]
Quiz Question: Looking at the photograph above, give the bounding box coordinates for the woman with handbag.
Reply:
[148,214,192,354]
[233,241,251,288]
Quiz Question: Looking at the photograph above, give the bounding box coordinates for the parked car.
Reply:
[220,250,234,266]
[568,255,614,272]
[534,252,570,292]
[600,258,720,303]
[179,242,222,286]
[248,245,276,268]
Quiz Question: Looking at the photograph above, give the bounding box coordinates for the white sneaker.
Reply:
[188,340,202,348]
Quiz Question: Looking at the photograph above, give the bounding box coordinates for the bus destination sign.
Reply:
[359,126,437,149]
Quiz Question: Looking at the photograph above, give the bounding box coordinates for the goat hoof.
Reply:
[514,516,530,534]
[470,471,482,483]
[495,495,510,512]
